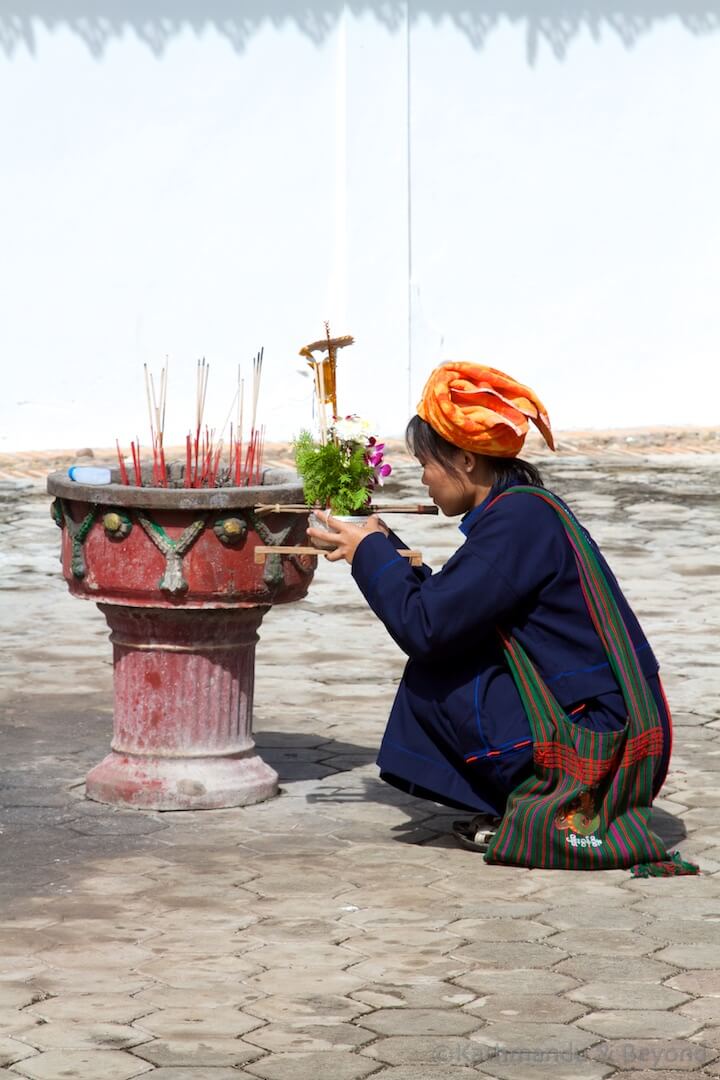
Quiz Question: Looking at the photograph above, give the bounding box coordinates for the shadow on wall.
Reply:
[0,1,719,61]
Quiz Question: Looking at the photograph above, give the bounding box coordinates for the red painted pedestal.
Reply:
[47,467,316,810]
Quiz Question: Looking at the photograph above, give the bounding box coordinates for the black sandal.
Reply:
[452,814,502,853]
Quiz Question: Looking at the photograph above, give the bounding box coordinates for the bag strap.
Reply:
[487,486,659,737]
[499,627,562,743]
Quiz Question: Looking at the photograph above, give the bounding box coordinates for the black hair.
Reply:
[405,414,544,492]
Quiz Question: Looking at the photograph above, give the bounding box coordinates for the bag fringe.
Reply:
[630,851,700,878]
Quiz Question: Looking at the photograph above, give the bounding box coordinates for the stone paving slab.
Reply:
[9,1049,154,1079]
[478,1062,614,1080]
[0,455,719,1080]
[587,1038,718,1071]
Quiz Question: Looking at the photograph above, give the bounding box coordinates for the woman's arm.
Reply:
[309,496,563,663]
[350,532,521,661]
[350,495,566,662]
[306,513,431,580]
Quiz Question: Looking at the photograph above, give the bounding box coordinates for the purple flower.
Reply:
[364,435,392,486]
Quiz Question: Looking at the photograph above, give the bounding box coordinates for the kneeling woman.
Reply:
[308,363,690,873]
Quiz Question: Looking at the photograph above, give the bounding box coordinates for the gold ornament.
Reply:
[102,511,132,540]
[214,517,248,546]
[103,512,123,533]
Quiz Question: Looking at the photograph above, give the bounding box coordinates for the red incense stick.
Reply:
[255,424,265,485]
[151,432,158,486]
[130,440,141,486]
[244,428,255,487]
[116,440,129,486]
[193,426,200,488]
[159,434,167,488]
[210,443,223,488]
[228,422,233,485]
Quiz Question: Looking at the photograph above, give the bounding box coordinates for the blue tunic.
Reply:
[351,486,672,816]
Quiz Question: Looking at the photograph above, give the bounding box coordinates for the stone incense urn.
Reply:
[47,467,316,811]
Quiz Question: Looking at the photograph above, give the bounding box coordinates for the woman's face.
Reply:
[417,453,474,517]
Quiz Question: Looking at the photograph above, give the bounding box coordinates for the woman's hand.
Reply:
[307,512,388,565]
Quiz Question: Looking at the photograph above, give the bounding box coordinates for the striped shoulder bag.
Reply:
[482,487,698,876]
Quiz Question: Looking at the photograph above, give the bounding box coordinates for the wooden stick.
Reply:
[254,545,424,567]
[253,503,438,516]
[324,319,338,418]
[315,364,323,443]
[367,504,439,514]
[317,360,327,442]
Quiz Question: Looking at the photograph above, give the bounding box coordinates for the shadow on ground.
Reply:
[1,689,690,902]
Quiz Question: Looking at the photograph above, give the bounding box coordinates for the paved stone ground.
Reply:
[0,450,719,1079]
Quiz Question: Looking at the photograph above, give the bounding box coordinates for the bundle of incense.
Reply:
[144,360,168,487]
[244,348,264,484]
[120,353,268,490]
[193,357,209,487]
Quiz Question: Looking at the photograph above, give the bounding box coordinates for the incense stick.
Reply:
[236,375,244,485]
[116,440,129,486]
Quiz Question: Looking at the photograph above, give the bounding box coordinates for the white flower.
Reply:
[332,415,374,442]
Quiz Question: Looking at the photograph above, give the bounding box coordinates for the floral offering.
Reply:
[294,415,392,516]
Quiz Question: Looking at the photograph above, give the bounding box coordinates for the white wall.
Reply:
[0,16,353,451]
[407,12,720,429]
[1,6,718,452]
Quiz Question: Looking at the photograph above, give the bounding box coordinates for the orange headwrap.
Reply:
[417,361,555,458]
